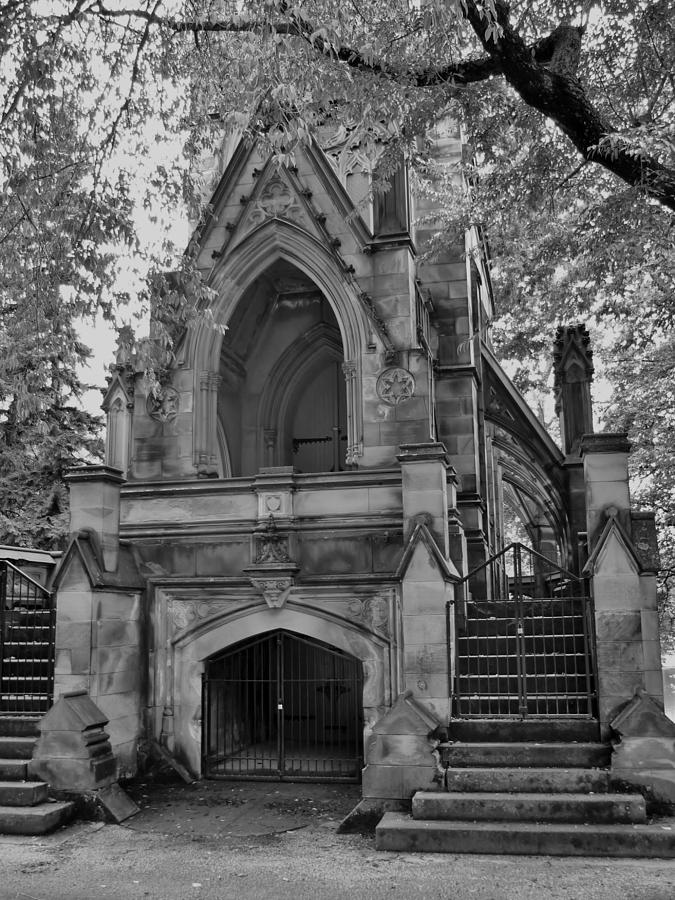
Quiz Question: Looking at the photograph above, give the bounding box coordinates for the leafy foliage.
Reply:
[1,1,674,592]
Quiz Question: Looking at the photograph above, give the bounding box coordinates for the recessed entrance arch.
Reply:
[202,630,364,781]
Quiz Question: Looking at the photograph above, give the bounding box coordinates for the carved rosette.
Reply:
[169,599,227,632]
[347,595,390,636]
[249,176,302,227]
[376,367,415,405]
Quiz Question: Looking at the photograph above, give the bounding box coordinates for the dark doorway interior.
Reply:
[203,630,363,782]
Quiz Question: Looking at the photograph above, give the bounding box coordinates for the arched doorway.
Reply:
[217,260,351,475]
[291,359,347,472]
[202,630,363,781]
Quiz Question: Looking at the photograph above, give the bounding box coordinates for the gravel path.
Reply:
[1,780,674,900]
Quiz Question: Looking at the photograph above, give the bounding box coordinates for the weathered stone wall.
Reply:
[54,557,142,775]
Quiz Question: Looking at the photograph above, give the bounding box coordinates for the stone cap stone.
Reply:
[39,690,109,733]
[610,687,675,739]
[371,690,441,736]
[65,464,126,485]
[579,433,632,456]
[397,442,452,467]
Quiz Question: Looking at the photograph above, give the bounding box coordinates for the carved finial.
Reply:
[553,324,594,455]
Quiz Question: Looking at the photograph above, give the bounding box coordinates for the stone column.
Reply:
[581,434,663,738]
[396,442,460,724]
[397,442,452,555]
[581,433,632,541]
[195,371,220,477]
[65,465,124,573]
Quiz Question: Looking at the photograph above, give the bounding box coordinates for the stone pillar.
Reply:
[397,442,451,555]
[581,434,663,738]
[65,465,124,573]
[397,443,460,725]
[195,371,220,477]
[581,433,632,541]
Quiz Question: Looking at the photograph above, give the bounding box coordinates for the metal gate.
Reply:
[1,561,55,715]
[451,543,596,718]
[202,630,363,781]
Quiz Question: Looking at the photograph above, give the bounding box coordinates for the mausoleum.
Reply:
[4,121,673,834]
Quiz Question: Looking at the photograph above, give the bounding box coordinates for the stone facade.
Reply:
[50,122,672,798]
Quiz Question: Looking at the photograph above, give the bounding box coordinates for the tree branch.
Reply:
[460,0,675,212]
[52,0,675,212]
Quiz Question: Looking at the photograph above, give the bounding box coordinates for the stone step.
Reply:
[0,695,51,715]
[458,634,587,654]
[0,801,74,836]
[413,791,646,825]
[1,675,51,692]
[0,736,36,760]
[376,813,675,857]
[0,716,41,738]
[441,766,610,794]
[0,780,49,806]
[439,742,611,769]
[1,658,52,675]
[462,615,586,639]
[455,697,593,718]
[0,758,28,780]
[447,719,599,743]
[458,651,588,677]
[455,674,592,694]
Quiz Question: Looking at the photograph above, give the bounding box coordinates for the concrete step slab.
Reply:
[0,759,27,780]
[0,801,74,836]
[440,742,611,769]
[447,719,600,744]
[441,766,610,794]
[0,716,41,738]
[413,791,646,825]
[0,780,49,806]
[376,813,675,858]
[0,736,35,760]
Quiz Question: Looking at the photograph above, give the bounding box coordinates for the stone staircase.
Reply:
[0,717,74,835]
[376,722,675,857]
[0,604,54,715]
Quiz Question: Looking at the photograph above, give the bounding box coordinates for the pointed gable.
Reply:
[583,513,644,577]
[226,159,325,251]
[396,522,460,583]
[193,137,373,281]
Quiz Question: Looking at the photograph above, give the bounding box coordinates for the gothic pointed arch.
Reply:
[189,219,372,475]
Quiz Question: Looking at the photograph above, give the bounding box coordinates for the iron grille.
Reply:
[451,543,596,718]
[0,561,55,715]
[203,630,363,781]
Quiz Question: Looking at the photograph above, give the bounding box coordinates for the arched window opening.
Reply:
[218,259,349,476]
[373,159,409,237]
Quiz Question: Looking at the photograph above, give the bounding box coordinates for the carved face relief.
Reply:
[147,386,180,423]
[376,367,415,405]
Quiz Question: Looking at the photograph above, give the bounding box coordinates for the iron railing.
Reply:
[450,543,596,719]
[0,561,55,715]
[203,630,363,781]
[292,431,347,472]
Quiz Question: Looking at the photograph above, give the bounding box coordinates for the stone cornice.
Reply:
[579,432,632,456]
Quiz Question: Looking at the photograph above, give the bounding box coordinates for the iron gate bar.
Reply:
[451,543,597,719]
[0,560,55,716]
[203,630,363,782]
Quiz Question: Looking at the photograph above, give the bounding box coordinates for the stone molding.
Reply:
[580,432,632,456]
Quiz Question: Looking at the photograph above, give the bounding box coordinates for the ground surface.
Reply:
[2,779,675,900]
